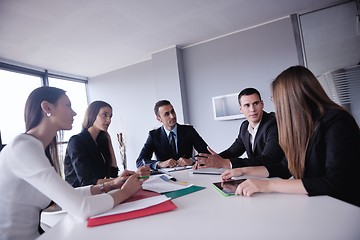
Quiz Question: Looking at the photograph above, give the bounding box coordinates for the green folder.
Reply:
[163,185,205,199]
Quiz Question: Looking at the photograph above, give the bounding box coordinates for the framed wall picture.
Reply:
[212,93,244,120]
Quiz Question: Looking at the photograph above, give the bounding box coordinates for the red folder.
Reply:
[87,190,177,227]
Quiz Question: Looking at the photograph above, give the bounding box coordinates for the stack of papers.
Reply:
[87,175,206,227]
[91,195,171,218]
[87,190,177,227]
[143,175,206,199]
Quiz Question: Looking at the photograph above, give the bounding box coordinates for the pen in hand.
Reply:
[193,154,206,167]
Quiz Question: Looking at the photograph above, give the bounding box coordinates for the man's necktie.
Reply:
[169,131,177,158]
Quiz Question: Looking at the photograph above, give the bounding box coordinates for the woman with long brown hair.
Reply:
[64,101,120,187]
[0,86,143,240]
[64,101,150,188]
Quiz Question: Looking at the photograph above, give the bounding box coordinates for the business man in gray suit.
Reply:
[195,88,285,170]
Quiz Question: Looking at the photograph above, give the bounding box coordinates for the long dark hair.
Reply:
[272,65,342,178]
[24,86,66,175]
[82,101,112,129]
[82,101,113,172]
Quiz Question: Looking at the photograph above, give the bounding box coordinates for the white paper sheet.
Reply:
[142,176,193,193]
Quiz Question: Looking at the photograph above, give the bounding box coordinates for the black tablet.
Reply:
[212,179,246,196]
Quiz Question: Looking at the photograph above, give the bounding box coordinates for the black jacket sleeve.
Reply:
[301,109,360,207]
[136,131,158,169]
[220,112,285,169]
[64,135,99,186]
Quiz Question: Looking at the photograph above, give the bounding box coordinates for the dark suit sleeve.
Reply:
[220,113,285,169]
[266,157,292,179]
[244,119,285,167]
[136,131,159,169]
[190,127,209,154]
[219,122,247,168]
[65,136,99,186]
[219,139,246,167]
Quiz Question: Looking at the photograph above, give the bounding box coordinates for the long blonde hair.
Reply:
[272,66,342,178]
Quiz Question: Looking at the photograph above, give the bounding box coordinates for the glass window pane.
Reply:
[0,70,42,144]
[300,1,360,76]
[48,78,88,142]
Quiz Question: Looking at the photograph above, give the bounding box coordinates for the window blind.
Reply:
[317,64,360,125]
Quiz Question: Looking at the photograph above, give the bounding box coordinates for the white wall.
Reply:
[182,17,299,151]
[88,61,159,170]
[87,17,300,170]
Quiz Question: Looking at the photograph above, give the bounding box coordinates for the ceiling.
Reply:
[0,0,343,78]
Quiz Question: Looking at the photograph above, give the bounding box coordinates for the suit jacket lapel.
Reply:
[176,124,182,158]
[249,112,267,156]
[244,129,253,157]
[83,129,102,159]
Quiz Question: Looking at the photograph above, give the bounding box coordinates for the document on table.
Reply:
[142,175,193,193]
[90,195,170,218]
[159,165,192,173]
[190,167,227,175]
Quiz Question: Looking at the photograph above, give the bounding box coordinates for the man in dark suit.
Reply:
[195,88,285,169]
[136,100,209,170]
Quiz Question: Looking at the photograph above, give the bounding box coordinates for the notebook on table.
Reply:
[159,166,193,173]
[190,168,227,175]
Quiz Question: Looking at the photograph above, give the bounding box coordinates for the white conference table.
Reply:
[38,170,360,240]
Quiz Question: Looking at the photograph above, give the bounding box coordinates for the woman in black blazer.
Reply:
[64,101,120,187]
[221,65,360,207]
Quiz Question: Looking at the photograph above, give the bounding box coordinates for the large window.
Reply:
[0,69,42,144]
[299,0,360,125]
[49,77,88,142]
[0,63,88,148]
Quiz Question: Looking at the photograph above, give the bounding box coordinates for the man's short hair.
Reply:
[154,100,171,116]
[238,88,262,103]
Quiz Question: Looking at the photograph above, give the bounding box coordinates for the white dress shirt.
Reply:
[247,121,261,152]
